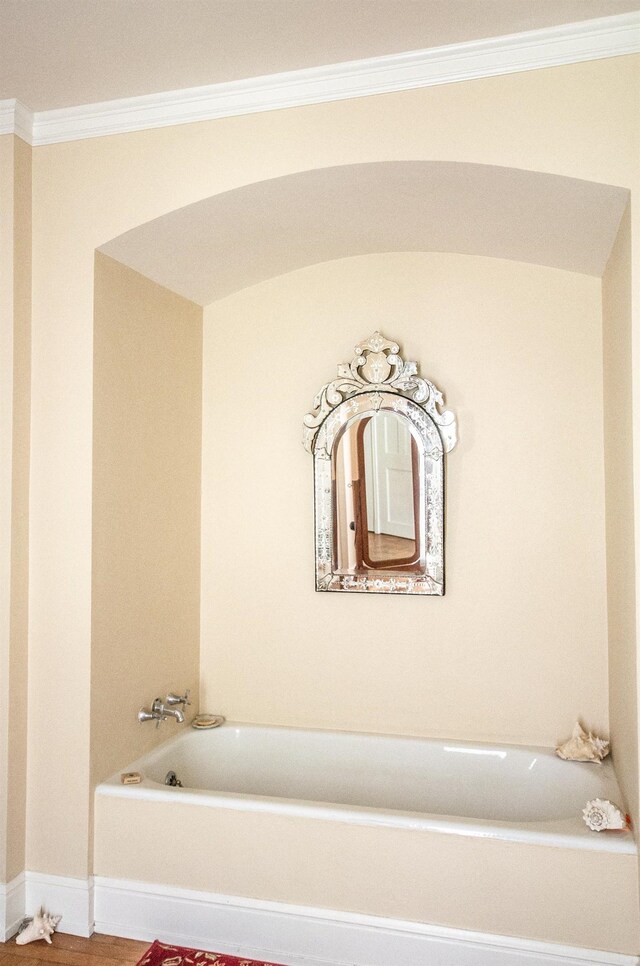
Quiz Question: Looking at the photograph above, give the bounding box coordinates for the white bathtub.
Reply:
[94,721,640,957]
[98,721,634,853]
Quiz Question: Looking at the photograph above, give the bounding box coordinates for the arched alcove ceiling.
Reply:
[100,161,629,307]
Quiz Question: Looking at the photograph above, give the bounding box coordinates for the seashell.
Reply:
[556,721,609,763]
[582,798,629,832]
[16,907,62,945]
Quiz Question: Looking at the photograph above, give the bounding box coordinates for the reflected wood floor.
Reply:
[367,531,415,561]
[0,934,149,966]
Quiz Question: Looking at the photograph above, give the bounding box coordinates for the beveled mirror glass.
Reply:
[303,332,457,595]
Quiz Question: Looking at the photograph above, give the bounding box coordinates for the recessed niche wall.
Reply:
[199,251,607,747]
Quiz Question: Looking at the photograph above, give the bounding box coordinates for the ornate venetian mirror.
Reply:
[303,333,457,595]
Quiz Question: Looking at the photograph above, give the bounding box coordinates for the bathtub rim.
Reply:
[96,720,637,856]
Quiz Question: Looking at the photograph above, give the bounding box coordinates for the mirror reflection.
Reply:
[333,411,421,574]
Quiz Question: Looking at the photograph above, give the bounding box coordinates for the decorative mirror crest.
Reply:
[303,333,457,596]
[303,331,457,455]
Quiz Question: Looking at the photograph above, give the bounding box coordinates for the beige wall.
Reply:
[91,253,202,791]
[603,204,639,829]
[7,136,31,883]
[0,134,15,886]
[201,253,607,746]
[0,134,31,885]
[19,53,639,885]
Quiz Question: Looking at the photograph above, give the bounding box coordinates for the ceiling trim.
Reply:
[2,11,639,147]
[0,99,30,140]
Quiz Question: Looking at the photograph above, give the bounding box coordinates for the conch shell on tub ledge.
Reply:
[556,722,609,763]
[16,908,62,945]
[583,799,630,832]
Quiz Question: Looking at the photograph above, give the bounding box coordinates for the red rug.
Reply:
[136,940,286,966]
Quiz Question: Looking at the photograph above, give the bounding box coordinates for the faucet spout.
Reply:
[138,697,186,726]
[163,707,185,723]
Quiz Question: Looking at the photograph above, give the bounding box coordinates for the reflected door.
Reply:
[332,409,421,574]
[364,414,414,539]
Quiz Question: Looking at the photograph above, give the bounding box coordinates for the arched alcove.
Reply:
[99,160,629,306]
[91,159,635,840]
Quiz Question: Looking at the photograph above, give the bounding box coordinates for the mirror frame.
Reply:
[303,332,457,596]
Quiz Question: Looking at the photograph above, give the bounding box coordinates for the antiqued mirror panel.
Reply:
[303,333,457,596]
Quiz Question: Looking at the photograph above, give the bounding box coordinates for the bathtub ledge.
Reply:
[96,781,637,855]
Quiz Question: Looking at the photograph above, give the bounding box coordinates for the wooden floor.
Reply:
[367,531,415,561]
[0,934,150,966]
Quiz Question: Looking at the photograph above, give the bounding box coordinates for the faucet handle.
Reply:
[138,698,164,728]
[166,689,191,709]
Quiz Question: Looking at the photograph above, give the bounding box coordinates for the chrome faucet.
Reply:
[138,697,185,727]
[165,689,191,712]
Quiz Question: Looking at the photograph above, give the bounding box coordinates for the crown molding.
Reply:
[0,100,32,141]
[0,99,17,135]
[2,11,639,146]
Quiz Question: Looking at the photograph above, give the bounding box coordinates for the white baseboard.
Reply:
[23,872,94,938]
[93,876,639,966]
[1,872,25,940]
